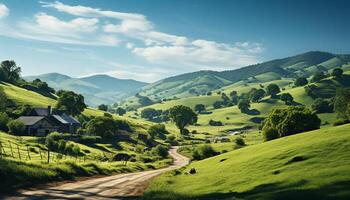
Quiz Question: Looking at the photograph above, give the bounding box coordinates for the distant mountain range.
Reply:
[24,73,148,107]
[25,51,350,108]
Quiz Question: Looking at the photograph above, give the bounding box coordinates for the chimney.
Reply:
[48,105,52,116]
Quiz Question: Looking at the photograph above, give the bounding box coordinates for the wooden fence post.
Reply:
[26,146,31,160]
[17,144,21,160]
[9,141,14,158]
[39,150,43,160]
[0,142,2,157]
[0,142,5,156]
[47,150,50,163]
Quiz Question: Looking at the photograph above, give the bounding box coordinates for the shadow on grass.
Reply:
[143,180,350,200]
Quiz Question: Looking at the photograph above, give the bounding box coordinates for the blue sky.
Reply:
[0,0,349,82]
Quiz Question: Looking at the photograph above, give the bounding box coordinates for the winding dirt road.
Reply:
[6,147,189,200]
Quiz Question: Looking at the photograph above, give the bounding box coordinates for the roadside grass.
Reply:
[144,124,350,200]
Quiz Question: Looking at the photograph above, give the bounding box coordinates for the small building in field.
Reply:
[18,106,80,136]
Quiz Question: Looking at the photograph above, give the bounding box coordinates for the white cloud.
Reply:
[0,1,264,81]
[0,12,119,46]
[0,3,9,18]
[132,41,262,70]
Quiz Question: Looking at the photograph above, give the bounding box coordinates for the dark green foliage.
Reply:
[249,88,265,103]
[221,93,230,103]
[168,105,197,135]
[0,60,21,83]
[115,107,126,116]
[98,104,108,111]
[280,93,294,105]
[229,91,238,104]
[311,71,327,83]
[294,77,308,87]
[152,145,169,158]
[266,84,281,98]
[213,101,224,109]
[235,137,245,146]
[331,68,343,78]
[85,116,119,138]
[57,91,86,116]
[333,118,349,126]
[141,108,161,120]
[192,145,218,160]
[137,94,153,106]
[262,106,321,140]
[7,119,25,135]
[0,87,8,112]
[194,104,205,113]
[0,112,10,132]
[238,99,250,113]
[312,98,333,113]
[31,79,55,94]
[148,124,169,139]
[263,128,279,141]
[304,84,319,99]
[334,87,350,119]
[209,119,223,126]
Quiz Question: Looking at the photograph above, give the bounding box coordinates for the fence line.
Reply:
[0,140,89,164]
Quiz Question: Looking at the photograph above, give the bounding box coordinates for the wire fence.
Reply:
[0,139,89,163]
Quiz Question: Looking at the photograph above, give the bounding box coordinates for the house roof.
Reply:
[52,114,80,124]
[18,116,45,126]
[32,108,50,116]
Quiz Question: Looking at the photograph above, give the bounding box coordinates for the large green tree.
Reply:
[0,60,21,83]
[238,99,250,113]
[280,93,294,105]
[294,77,308,87]
[141,108,161,120]
[194,104,205,113]
[98,104,108,111]
[262,106,321,141]
[266,84,281,98]
[250,89,265,103]
[56,91,86,116]
[334,88,350,119]
[168,105,197,135]
[86,116,119,138]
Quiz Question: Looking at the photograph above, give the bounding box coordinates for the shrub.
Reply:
[148,124,169,139]
[262,106,321,141]
[7,120,25,135]
[294,77,308,87]
[209,119,223,126]
[152,145,169,158]
[235,137,245,146]
[333,119,350,126]
[311,98,333,113]
[0,112,10,132]
[192,145,218,160]
[263,128,279,141]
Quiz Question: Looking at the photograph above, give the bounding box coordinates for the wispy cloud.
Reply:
[0,3,9,18]
[0,1,264,81]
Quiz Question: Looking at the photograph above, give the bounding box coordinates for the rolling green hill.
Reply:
[24,73,148,107]
[133,51,349,105]
[145,124,350,200]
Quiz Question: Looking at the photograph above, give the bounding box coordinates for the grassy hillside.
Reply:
[134,51,348,103]
[145,124,350,200]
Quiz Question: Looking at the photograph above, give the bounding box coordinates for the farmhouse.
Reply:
[18,106,80,136]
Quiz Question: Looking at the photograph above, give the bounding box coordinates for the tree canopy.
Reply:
[262,106,321,141]
[168,105,197,134]
[238,99,250,113]
[294,77,308,87]
[86,116,120,138]
[0,60,21,83]
[194,104,205,113]
[116,107,126,116]
[331,68,343,78]
[266,84,281,98]
[280,93,294,105]
[98,104,108,111]
[56,91,86,116]
[141,108,161,120]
